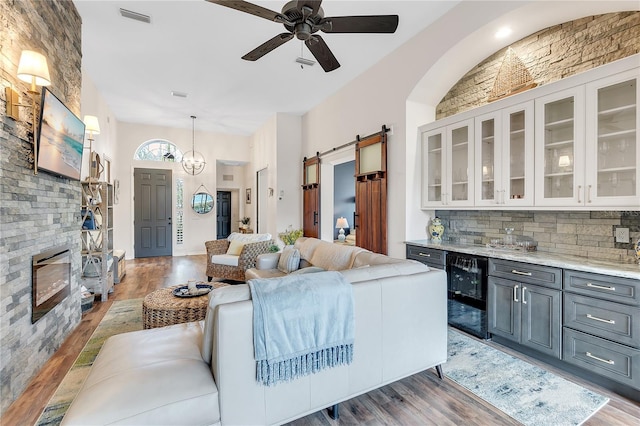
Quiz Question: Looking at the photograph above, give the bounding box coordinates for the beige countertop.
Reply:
[406,239,640,280]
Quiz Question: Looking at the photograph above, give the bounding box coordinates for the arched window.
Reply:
[134,139,183,162]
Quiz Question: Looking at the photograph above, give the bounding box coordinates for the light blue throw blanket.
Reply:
[248,271,354,386]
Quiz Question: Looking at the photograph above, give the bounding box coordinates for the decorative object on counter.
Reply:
[635,237,640,264]
[428,217,445,242]
[486,234,537,252]
[503,227,515,245]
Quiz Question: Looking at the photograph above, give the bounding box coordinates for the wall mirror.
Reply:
[192,184,214,214]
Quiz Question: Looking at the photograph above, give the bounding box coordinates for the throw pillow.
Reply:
[277,247,300,273]
[226,240,245,256]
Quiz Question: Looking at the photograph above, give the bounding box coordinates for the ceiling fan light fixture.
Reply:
[182,115,206,176]
[295,57,315,66]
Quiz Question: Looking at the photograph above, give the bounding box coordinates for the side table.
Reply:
[142,285,214,329]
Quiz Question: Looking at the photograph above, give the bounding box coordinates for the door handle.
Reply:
[577,185,582,203]
[511,269,532,276]
[521,286,527,304]
[513,284,519,302]
[313,211,318,226]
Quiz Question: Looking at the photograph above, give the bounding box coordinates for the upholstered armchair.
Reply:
[205,233,273,282]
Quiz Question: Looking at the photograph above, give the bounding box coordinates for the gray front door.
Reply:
[134,168,172,257]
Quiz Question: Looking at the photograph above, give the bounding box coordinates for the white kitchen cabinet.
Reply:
[419,54,639,211]
[534,87,585,206]
[585,70,639,207]
[475,102,534,207]
[421,119,474,207]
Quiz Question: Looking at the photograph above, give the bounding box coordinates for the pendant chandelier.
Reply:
[182,115,206,175]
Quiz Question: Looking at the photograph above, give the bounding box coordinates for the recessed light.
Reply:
[495,26,512,39]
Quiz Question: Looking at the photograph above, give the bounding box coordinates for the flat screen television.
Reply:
[36,87,85,181]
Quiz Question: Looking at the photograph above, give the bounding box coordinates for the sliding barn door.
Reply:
[302,156,320,238]
[354,132,387,254]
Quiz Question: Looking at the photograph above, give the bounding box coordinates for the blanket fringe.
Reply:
[256,344,354,386]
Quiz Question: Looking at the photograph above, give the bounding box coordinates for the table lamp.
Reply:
[336,217,349,242]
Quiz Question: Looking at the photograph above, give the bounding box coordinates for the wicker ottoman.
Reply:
[142,285,212,329]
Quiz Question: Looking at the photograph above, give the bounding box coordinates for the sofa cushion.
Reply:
[245,268,287,280]
[290,266,326,275]
[277,247,300,273]
[210,254,239,267]
[226,239,245,255]
[62,322,220,426]
[308,241,365,271]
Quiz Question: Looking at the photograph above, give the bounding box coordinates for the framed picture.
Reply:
[246,188,251,204]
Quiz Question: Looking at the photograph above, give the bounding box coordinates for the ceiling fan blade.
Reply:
[296,0,322,16]
[242,33,294,61]
[206,0,282,22]
[322,15,399,33]
[305,35,340,72]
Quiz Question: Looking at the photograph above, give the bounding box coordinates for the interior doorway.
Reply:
[216,191,231,239]
[257,168,268,233]
[333,160,355,240]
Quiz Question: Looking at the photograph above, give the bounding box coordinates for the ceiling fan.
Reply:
[206,0,399,72]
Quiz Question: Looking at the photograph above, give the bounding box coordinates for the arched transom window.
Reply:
[134,139,183,162]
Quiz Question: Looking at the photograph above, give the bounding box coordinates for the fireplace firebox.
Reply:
[32,246,71,323]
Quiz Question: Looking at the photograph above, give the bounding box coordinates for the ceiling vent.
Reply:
[223,174,234,181]
[119,8,151,24]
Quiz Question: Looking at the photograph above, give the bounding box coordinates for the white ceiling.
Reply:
[74,0,458,135]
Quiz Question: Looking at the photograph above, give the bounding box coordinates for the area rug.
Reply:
[445,328,609,426]
[36,298,144,426]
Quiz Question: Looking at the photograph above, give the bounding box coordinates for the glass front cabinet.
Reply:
[420,57,638,211]
[534,87,585,206]
[475,102,534,207]
[585,70,639,207]
[421,119,474,208]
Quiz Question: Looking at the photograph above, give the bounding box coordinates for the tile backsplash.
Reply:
[435,210,640,264]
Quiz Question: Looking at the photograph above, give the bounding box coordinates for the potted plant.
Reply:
[240,217,250,229]
[279,228,303,246]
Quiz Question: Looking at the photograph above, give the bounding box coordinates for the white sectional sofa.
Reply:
[62,238,447,425]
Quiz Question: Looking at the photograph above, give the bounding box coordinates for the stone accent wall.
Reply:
[437,12,640,119]
[435,210,640,264]
[0,0,83,414]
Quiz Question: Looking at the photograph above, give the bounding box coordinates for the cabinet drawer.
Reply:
[489,259,561,289]
[406,245,446,268]
[564,293,639,348]
[563,328,640,390]
[564,270,639,306]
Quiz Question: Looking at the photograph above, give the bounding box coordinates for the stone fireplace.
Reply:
[32,246,72,323]
[0,0,83,414]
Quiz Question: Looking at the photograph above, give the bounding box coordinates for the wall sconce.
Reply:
[182,115,206,175]
[83,115,101,182]
[336,217,349,242]
[5,50,52,174]
[6,50,52,119]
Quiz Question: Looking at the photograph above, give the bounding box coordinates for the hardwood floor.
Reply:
[3,255,639,425]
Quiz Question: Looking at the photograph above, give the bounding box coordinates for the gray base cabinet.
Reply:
[489,274,562,359]
[563,270,640,390]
